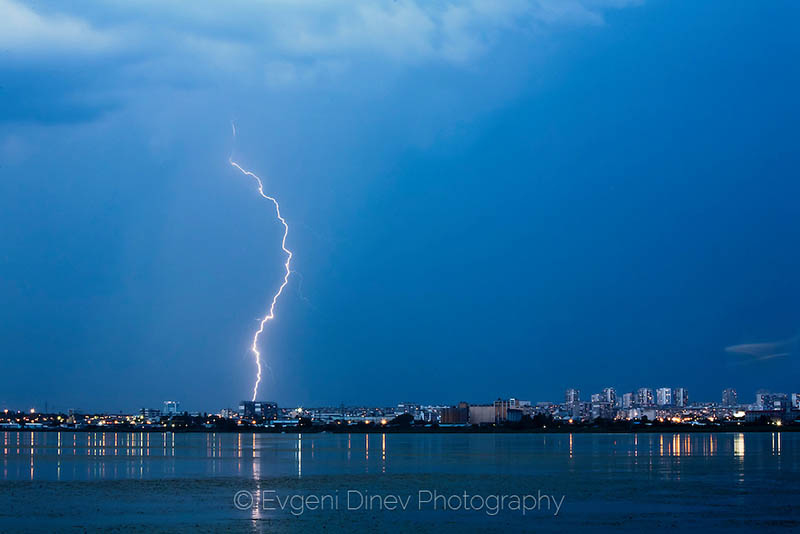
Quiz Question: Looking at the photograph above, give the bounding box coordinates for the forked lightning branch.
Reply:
[229,129,293,402]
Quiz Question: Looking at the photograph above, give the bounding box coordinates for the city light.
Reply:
[1,388,797,431]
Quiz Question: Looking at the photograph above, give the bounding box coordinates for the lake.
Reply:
[1,431,799,532]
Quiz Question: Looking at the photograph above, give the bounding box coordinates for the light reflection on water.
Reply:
[252,434,261,521]
[0,431,797,482]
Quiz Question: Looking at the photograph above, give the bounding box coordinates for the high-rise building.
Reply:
[656,387,673,406]
[163,400,180,416]
[722,388,738,407]
[622,392,635,409]
[636,388,653,407]
[674,388,689,407]
[792,393,800,410]
[755,390,772,409]
[565,389,581,419]
[590,389,615,420]
[769,393,789,411]
[565,389,580,404]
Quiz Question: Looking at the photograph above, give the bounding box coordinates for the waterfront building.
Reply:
[493,398,531,423]
[468,405,495,425]
[139,408,161,420]
[440,402,469,424]
[238,401,279,421]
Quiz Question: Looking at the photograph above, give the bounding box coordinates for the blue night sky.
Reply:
[1,1,799,412]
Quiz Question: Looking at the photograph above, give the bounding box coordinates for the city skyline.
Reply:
[5,386,799,432]
[3,384,793,416]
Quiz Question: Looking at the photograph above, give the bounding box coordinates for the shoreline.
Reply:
[3,425,796,434]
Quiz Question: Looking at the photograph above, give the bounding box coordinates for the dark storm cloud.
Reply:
[0,0,640,123]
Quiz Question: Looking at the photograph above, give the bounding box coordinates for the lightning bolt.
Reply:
[229,136,292,402]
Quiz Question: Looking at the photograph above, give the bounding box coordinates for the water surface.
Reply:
[1,431,798,532]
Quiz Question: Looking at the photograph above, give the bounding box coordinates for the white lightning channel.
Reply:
[229,158,293,402]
